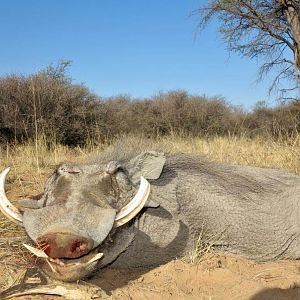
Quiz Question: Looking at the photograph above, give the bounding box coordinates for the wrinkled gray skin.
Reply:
[18,149,300,282]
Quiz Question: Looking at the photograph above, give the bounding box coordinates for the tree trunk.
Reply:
[281,0,300,70]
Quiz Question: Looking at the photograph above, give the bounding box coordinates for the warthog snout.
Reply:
[37,232,94,259]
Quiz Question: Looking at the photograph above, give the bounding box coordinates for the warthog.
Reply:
[1,149,300,282]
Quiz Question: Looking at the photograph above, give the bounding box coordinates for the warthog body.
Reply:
[1,148,300,281]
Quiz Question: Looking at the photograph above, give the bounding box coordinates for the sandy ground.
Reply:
[1,253,300,300]
[93,254,300,300]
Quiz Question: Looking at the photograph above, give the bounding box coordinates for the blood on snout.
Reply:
[71,241,89,253]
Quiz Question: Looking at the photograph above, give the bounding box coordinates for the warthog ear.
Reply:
[126,151,166,185]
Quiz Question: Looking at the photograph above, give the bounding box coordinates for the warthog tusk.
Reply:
[23,243,49,259]
[87,252,104,264]
[0,168,23,225]
[114,176,151,227]
[23,243,58,272]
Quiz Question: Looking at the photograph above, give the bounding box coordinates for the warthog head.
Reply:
[0,151,165,281]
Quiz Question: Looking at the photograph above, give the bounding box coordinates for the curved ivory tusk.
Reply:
[0,167,23,225]
[114,176,150,227]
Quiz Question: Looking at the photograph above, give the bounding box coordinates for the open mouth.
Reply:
[23,243,103,274]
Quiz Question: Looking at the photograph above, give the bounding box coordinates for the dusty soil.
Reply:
[1,253,300,300]
[92,254,300,300]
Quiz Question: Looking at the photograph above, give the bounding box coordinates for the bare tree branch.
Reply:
[196,0,300,98]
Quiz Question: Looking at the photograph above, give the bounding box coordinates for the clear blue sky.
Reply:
[0,0,279,108]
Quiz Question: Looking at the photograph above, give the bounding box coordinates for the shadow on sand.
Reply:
[250,286,300,300]
[89,267,149,293]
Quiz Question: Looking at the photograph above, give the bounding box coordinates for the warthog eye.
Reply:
[58,165,82,175]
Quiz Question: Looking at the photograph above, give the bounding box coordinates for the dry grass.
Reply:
[186,226,225,265]
[0,134,299,288]
[1,134,299,179]
[96,134,300,175]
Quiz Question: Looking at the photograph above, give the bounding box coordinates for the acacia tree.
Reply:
[197,0,300,97]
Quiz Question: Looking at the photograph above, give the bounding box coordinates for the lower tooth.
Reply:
[87,253,104,264]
